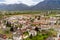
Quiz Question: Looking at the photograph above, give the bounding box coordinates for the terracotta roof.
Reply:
[0,34,7,39]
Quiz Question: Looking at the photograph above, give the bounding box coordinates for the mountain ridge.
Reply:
[0,0,60,11]
[31,0,60,10]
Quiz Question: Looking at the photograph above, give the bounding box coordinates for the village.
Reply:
[0,13,60,40]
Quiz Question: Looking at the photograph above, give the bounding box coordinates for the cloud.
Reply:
[0,0,43,6]
[32,0,44,2]
[18,0,39,6]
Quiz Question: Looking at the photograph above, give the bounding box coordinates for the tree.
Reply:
[10,27,14,32]
[6,21,11,27]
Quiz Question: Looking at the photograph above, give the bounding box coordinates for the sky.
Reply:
[0,0,44,6]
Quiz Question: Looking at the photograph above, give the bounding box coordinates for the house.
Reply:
[29,30,37,36]
[13,29,23,40]
[0,34,7,40]
[13,36,22,40]
[53,33,60,40]
[46,37,54,40]
[18,19,26,24]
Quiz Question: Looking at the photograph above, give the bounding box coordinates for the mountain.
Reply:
[31,0,60,10]
[0,0,60,10]
[0,3,30,11]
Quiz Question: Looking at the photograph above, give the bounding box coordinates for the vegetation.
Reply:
[23,31,29,35]
[24,29,57,40]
